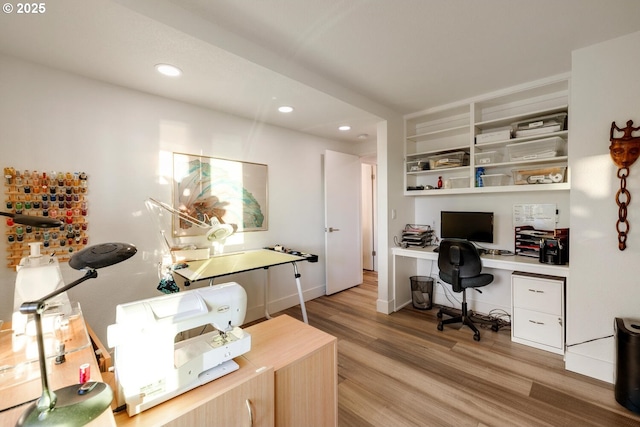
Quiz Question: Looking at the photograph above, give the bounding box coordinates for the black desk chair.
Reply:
[436,238,498,341]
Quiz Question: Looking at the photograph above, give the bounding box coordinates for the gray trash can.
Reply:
[615,317,640,413]
[410,276,433,310]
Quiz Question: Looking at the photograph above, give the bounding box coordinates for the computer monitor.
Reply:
[440,211,494,244]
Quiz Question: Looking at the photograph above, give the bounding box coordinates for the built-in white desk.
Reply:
[391,246,569,312]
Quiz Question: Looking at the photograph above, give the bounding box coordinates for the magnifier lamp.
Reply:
[15,242,137,426]
[147,197,235,242]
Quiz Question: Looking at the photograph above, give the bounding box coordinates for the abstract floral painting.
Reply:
[172,152,268,236]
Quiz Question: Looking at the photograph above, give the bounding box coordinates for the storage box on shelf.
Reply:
[428,151,469,170]
[474,150,503,165]
[406,159,430,173]
[480,173,510,187]
[446,176,469,189]
[404,74,570,195]
[507,137,566,162]
[475,128,511,144]
[512,165,567,185]
[511,113,567,138]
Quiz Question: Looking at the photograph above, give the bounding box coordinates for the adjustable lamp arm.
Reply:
[147,197,235,243]
[20,269,98,316]
[147,197,210,229]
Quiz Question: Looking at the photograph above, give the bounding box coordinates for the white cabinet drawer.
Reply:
[512,274,563,314]
[512,307,563,349]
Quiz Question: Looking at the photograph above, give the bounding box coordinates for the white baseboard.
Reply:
[377,298,395,314]
[565,349,614,384]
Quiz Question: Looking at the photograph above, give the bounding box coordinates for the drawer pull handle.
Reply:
[528,289,544,293]
[528,320,544,325]
[246,399,254,427]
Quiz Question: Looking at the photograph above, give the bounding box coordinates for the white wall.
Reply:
[566,30,640,382]
[0,54,362,345]
[377,116,410,314]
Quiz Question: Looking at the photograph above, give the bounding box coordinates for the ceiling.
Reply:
[2,0,640,144]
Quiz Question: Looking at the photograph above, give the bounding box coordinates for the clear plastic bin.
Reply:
[476,129,511,144]
[446,176,469,189]
[507,137,566,162]
[512,166,567,185]
[511,113,567,137]
[428,151,469,169]
[481,173,510,186]
[407,159,429,172]
[474,150,503,165]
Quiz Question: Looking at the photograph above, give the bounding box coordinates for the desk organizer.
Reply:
[514,226,569,260]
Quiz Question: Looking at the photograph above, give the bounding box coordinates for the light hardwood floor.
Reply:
[273,271,640,427]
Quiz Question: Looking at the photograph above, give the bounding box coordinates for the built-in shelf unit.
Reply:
[404,74,570,196]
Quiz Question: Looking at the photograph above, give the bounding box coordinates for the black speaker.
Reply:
[615,317,640,413]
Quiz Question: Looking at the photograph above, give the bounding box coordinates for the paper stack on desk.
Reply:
[401,224,433,247]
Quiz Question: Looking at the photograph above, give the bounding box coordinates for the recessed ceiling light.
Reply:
[338,125,351,131]
[155,63,182,77]
[357,134,369,140]
[278,106,294,113]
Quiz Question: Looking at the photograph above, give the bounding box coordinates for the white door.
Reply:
[324,150,362,295]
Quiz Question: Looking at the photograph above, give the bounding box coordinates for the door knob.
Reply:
[327,227,340,232]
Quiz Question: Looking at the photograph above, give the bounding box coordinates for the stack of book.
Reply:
[402,224,433,247]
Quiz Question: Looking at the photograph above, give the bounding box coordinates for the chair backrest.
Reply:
[437,239,484,292]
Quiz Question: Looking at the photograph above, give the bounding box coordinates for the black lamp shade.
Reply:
[69,242,137,270]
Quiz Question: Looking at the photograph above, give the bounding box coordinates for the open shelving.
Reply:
[404,74,570,196]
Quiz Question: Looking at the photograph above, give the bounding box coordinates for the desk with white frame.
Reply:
[392,246,570,353]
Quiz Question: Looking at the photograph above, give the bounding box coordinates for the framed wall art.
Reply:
[172,152,268,237]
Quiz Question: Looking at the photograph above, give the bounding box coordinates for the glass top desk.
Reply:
[172,248,318,324]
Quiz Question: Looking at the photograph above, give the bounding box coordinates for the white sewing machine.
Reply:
[107,282,251,416]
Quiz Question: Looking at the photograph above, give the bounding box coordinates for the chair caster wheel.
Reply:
[491,324,499,332]
[473,333,480,341]
[437,322,443,331]
[436,311,443,319]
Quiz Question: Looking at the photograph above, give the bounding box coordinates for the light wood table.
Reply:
[0,315,115,426]
[244,315,338,427]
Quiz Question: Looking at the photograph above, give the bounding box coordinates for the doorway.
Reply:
[362,162,377,271]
